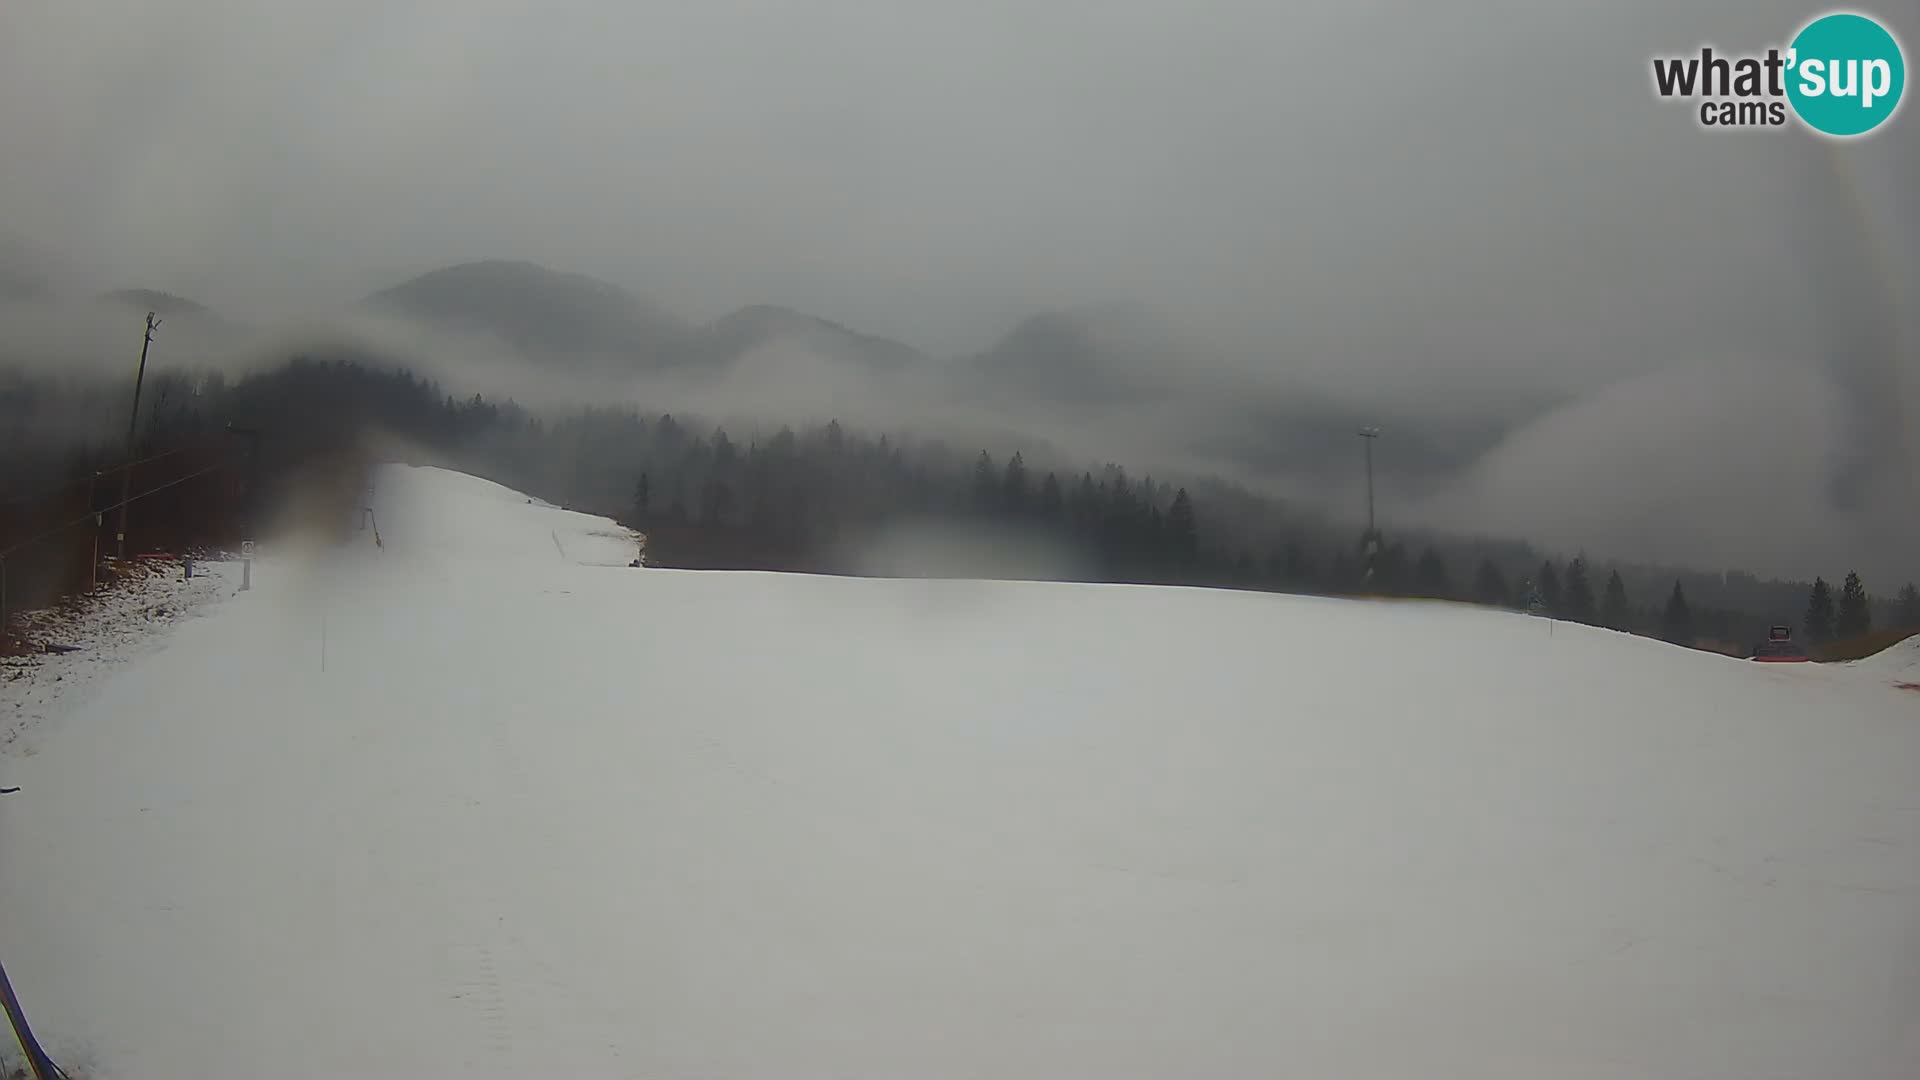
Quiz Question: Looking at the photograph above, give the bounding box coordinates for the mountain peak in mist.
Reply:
[706,304,923,371]
[101,289,217,321]
[972,301,1187,401]
[365,259,691,365]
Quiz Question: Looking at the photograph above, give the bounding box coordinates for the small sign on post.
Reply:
[240,540,255,591]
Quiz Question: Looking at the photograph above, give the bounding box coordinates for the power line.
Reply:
[0,458,228,563]
[1,457,232,640]
[95,443,194,478]
[0,445,196,508]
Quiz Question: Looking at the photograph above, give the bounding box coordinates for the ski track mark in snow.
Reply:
[470,943,512,1061]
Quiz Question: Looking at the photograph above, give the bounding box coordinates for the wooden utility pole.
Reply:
[88,471,99,590]
[1358,427,1381,583]
[115,312,161,560]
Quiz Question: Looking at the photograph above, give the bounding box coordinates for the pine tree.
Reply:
[1804,578,1835,643]
[1233,549,1256,583]
[972,451,997,513]
[1414,546,1450,599]
[1473,559,1509,607]
[1285,541,1311,589]
[1269,539,1313,590]
[749,486,777,535]
[1537,560,1562,616]
[1166,488,1197,564]
[1662,581,1694,645]
[1002,452,1030,515]
[1375,542,1409,595]
[1329,552,1359,594]
[1038,473,1063,519]
[1563,556,1596,624]
[1896,583,1920,630]
[656,413,684,448]
[1074,472,1098,528]
[703,479,735,525]
[1837,572,1871,639]
[1520,578,1546,615]
[632,472,650,522]
[1144,506,1167,573]
[1601,569,1630,630]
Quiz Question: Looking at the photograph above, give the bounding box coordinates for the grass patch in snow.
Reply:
[1814,629,1919,662]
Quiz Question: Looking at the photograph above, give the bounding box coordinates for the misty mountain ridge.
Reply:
[34,256,1565,524]
[703,304,924,371]
[51,259,1198,396]
[968,303,1191,401]
[101,289,221,323]
[4,262,1908,585]
[360,262,1236,415]
[5,256,1696,574]
[365,259,696,367]
[365,261,1206,387]
[363,260,936,377]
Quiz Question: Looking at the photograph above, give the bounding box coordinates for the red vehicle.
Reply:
[1751,626,1810,662]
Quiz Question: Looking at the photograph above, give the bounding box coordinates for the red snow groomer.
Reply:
[1750,625,1810,662]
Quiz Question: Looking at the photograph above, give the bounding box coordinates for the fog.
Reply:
[2,0,1915,583]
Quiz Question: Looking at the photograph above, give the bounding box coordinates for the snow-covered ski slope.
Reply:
[1857,632,1920,684]
[2,463,1917,1079]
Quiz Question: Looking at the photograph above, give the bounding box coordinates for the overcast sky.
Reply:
[2,0,1916,580]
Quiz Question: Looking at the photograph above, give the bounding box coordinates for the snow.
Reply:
[2,557,243,757]
[366,465,640,568]
[3,463,1919,1079]
[1854,634,1920,685]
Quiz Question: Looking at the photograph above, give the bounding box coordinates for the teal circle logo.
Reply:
[1787,12,1905,136]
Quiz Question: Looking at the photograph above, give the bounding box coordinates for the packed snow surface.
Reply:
[2,464,1917,1079]
[3,557,242,757]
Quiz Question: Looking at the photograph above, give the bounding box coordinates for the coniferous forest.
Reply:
[4,356,1916,658]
